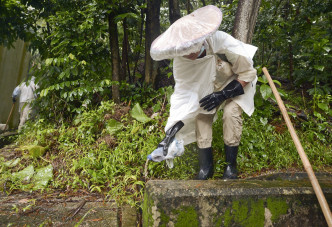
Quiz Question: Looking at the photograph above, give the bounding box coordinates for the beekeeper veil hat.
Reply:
[150,5,222,61]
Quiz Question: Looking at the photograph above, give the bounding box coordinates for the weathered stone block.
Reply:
[143,173,332,227]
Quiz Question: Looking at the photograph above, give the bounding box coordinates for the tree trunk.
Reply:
[122,18,129,81]
[283,0,294,81]
[169,0,181,24]
[232,0,261,43]
[132,6,145,83]
[288,42,294,81]
[108,12,121,103]
[144,0,161,88]
[186,0,192,14]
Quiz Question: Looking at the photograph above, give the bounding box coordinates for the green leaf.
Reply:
[131,126,140,134]
[258,75,268,84]
[78,89,83,97]
[260,117,268,126]
[69,53,75,60]
[323,46,330,53]
[72,67,78,76]
[272,79,282,87]
[314,65,324,71]
[318,103,329,112]
[12,165,34,182]
[115,13,139,22]
[40,88,49,97]
[4,158,21,168]
[130,103,151,123]
[45,58,53,66]
[277,88,288,98]
[152,103,161,112]
[164,86,173,103]
[21,145,47,158]
[260,84,273,100]
[32,164,53,190]
[106,119,124,135]
[59,72,66,79]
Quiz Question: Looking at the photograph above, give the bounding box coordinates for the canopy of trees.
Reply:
[1,0,331,121]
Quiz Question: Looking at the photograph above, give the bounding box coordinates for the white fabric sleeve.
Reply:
[227,54,257,82]
[12,86,21,98]
[209,31,257,59]
[208,31,257,83]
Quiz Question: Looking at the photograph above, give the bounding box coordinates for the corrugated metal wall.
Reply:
[0,40,31,129]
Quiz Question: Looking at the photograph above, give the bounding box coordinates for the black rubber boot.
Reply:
[196,147,214,180]
[223,145,238,179]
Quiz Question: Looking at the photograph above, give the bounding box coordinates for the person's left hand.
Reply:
[199,92,226,111]
[200,80,245,111]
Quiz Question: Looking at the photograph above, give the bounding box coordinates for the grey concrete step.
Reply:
[143,173,332,227]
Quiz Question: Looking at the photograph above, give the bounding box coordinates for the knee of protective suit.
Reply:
[195,114,214,149]
[222,101,243,146]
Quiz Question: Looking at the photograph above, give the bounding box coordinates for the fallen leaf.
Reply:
[18,199,30,204]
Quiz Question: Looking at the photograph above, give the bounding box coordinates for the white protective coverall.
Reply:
[12,77,38,130]
[166,31,258,146]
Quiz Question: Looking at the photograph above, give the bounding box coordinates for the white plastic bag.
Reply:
[147,139,184,168]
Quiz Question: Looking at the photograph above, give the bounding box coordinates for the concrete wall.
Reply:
[0,40,31,129]
[143,174,332,227]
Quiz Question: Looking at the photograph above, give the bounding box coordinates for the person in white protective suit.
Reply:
[149,5,258,180]
[12,76,38,131]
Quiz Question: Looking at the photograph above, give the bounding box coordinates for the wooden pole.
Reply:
[262,67,332,227]
[5,103,15,131]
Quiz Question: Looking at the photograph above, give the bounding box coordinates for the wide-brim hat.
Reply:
[150,5,222,61]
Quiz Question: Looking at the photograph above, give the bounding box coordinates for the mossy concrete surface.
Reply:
[143,173,332,227]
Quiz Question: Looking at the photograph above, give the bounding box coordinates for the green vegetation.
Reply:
[143,197,290,226]
[142,192,154,227]
[1,85,331,206]
[173,206,199,227]
[233,199,265,227]
[213,198,287,226]
[1,0,331,209]
[266,198,289,223]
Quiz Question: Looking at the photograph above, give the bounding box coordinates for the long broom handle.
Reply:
[262,67,332,227]
[5,103,15,130]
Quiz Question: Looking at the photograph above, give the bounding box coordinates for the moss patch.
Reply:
[159,209,170,227]
[142,192,154,227]
[222,207,232,227]
[233,199,265,227]
[266,197,288,223]
[20,145,47,158]
[219,199,265,227]
[173,206,199,227]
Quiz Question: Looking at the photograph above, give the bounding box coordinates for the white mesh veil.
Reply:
[150,5,223,61]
